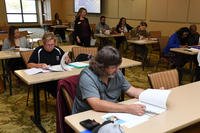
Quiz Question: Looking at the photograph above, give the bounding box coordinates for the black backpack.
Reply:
[75,53,92,62]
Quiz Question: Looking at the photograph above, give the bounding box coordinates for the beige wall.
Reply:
[55,0,199,36]
[1,0,200,36]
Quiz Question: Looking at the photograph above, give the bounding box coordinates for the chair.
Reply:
[155,36,172,70]
[72,47,98,61]
[0,33,8,50]
[148,69,179,89]
[20,50,48,112]
[56,75,79,133]
[20,31,29,38]
[0,33,8,41]
[148,31,162,64]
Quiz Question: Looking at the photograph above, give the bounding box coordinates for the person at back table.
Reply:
[135,21,149,39]
[73,7,92,47]
[115,17,133,49]
[95,16,112,46]
[2,26,30,72]
[72,46,145,115]
[163,27,192,83]
[95,16,110,34]
[188,24,199,46]
[2,26,29,50]
[27,32,71,98]
[52,12,66,42]
[131,21,148,40]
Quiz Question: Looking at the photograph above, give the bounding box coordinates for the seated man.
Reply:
[95,16,112,46]
[72,46,145,116]
[27,32,71,98]
[95,16,110,34]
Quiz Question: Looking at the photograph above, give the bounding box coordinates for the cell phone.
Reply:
[79,119,100,130]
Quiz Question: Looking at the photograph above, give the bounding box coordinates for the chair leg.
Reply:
[26,87,31,106]
[44,88,48,112]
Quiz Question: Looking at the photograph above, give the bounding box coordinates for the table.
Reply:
[0,50,21,95]
[14,58,141,132]
[170,47,198,55]
[94,33,125,48]
[65,81,200,133]
[0,45,78,95]
[170,47,198,82]
[127,39,158,70]
[51,25,68,29]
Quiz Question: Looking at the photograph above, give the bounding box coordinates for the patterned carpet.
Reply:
[0,43,192,132]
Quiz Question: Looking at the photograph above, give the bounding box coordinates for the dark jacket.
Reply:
[116,23,133,33]
[56,75,80,133]
[73,17,91,39]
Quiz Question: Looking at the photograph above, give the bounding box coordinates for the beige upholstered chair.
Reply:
[148,69,179,89]
[148,31,162,63]
[20,51,33,66]
[72,47,98,60]
[20,50,48,112]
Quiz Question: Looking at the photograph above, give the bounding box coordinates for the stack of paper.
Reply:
[68,62,89,68]
[102,89,171,128]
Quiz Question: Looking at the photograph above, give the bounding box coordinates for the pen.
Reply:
[145,110,159,115]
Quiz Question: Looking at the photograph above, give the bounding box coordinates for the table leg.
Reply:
[132,45,148,71]
[31,84,46,133]
[1,60,7,93]
[2,59,13,95]
[142,46,148,71]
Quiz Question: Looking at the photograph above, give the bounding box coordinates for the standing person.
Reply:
[72,46,145,115]
[73,7,92,47]
[188,24,199,46]
[2,26,30,71]
[115,17,133,49]
[27,32,71,98]
[95,16,110,34]
[163,27,191,83]
[52,12,66,42]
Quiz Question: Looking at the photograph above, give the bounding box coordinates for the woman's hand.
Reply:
[77,36,81,43]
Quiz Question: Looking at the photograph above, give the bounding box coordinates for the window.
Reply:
[5,0,38,23]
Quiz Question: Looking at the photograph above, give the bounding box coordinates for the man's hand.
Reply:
[38,63,48,69]
[64,55,71,64]
[126,104,146,116]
